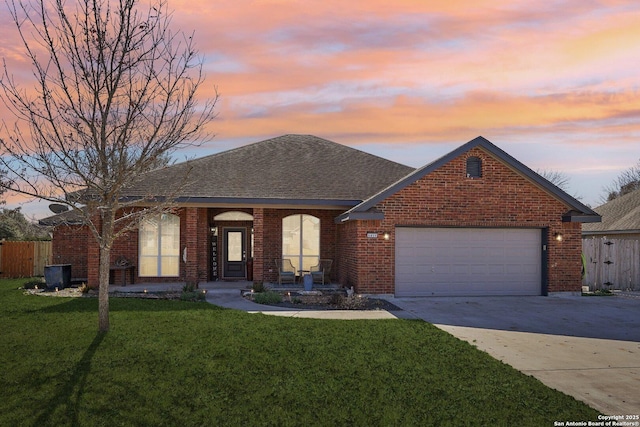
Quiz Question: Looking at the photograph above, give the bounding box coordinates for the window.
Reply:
[213,211,254,221]
[466,156,482,178]
[282,214,320,273]
[139,213,180,277]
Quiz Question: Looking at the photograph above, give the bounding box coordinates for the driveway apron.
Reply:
[387,294,640,416]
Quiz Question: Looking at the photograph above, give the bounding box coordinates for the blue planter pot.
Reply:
[303,274,313,291]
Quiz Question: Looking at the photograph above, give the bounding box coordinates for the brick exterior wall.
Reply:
[337,146,584,295]
[69,206,342,288]
[51,225,90,280]
[56,146,583,294]
[82,208,210,288]
[258,209,341,283]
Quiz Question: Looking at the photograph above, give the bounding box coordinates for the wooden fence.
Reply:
[0,241,53,278]
[582,237,640,291]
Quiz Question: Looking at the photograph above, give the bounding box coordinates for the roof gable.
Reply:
[583,188,640,234]
[122,134,414,206]
[338,136,601,223]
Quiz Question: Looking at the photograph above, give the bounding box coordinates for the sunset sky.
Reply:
[2,0,639,219]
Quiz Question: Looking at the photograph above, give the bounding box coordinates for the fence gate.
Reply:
[0,241,53,278]
[582,237,640,291]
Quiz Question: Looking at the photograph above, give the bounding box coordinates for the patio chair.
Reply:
[310,259,332,285]
[275,259,296,285]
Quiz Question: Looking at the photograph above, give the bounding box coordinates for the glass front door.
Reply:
[223,228,246,278]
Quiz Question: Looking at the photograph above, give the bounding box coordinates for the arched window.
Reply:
[466,156,482,178]
[139,213,180,277]
[213,211,254,221]
[282,214,320,273]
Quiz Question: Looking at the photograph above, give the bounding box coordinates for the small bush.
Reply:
[182,282,197,293]
[22,279,45,289]
[180,291,206,302]
[252,281,265,293]
[583,288,614,297]
[252,291,282,305]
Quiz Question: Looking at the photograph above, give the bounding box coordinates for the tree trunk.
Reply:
[98,245,111,332]
[98,212,115,332]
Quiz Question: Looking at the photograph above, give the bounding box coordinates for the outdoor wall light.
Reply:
[554,233,563,242]
[383,232,390,240]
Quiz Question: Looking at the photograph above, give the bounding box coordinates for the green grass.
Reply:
[0,278,599,426]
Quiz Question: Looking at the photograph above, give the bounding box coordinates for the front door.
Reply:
[223,228,246,279]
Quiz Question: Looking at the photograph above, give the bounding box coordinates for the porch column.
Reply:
[183,207,201,284]
[252,208,264,282]
[196,208,209,282]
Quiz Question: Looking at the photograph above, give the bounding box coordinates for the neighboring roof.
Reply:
[122,134,414,207]
[582,188,640,235]
[337,136,601,223]
[39,207,86,226]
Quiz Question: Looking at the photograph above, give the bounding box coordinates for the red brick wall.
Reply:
[51,225,90,280]
[83,208,212,287]
[253,208,264,282]
[79,207,342,287]
[183,207,210,284]
[259,209,342,283]
[340,147,583,294]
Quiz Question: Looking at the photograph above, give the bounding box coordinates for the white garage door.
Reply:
[395,228,541,297]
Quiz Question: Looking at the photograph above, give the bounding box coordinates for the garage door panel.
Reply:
[395,228,541,297]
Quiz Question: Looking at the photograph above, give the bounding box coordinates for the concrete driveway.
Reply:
[387,294,640,416]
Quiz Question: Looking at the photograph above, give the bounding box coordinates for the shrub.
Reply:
[252,281,265,293]
[252,291,282,305]
[22,279,45,289]
[180,291,206,302]
[182,282,197,293]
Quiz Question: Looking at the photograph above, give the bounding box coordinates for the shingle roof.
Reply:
[123,134,414,206]
[582,188,640,233]
[38,207,86,226]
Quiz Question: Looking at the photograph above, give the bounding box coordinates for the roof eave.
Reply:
[562,213,602,223]
[122,196,362,210]
[334,211,385,224]
[582,229,640,236]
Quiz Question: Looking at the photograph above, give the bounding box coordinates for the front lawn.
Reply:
[0,278,598,426]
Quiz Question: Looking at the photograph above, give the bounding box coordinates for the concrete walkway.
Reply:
[386,294,640,416]
[110,281,397,320]
[200,282,398,320]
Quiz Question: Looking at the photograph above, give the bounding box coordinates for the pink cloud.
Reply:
[2,0,640,213]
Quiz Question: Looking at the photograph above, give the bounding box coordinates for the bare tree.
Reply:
[0,168,6,206]
[537,169,571,192]
[0,0,217,331]
[602,159,640,202]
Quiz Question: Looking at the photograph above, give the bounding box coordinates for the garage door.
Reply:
[395,228,541,297]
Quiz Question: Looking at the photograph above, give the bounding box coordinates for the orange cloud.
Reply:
[3,0,640,213]
[209,88,640,145]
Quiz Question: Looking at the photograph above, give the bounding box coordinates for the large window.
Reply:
[282,214,320,273]
[139,213,180,277]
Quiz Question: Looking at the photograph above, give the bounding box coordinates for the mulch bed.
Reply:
[246,290,403,311]
[24,286,404,311]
